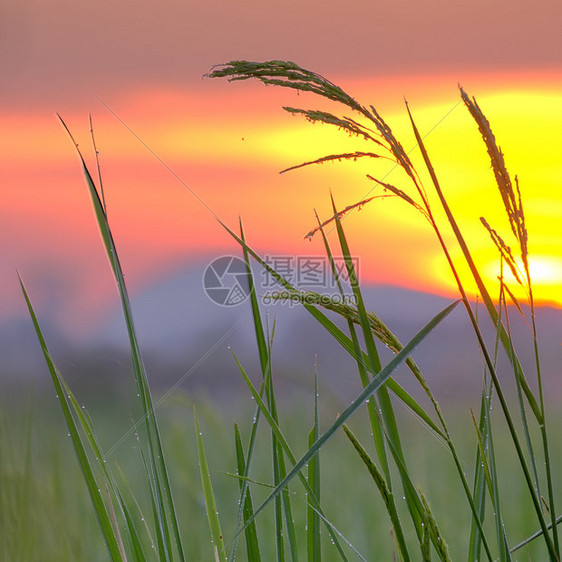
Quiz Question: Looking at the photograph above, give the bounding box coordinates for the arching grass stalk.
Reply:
[211,60,559,559]
[51,116,186,561]
[406,108,556,558]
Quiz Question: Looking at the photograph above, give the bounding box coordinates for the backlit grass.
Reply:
[11,60,561,560]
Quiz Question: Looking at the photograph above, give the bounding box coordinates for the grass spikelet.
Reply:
[304,196,377,239]
[281,151,385,175]
[366,175,430,220]
[369,104,417,181]
[460,88,528,269]
[283,107,385,145]
[419,488,451,562]
[480,217,525,285]
[207,60,367,114]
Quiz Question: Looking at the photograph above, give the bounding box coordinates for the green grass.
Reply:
[8,60,561,560]
[2,393,560,560]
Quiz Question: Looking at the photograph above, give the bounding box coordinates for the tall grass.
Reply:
[18,60,560,560]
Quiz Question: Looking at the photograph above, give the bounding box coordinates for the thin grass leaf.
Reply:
[238,225,349,559]
[227,221,268,562]
[227,219,450,442]
[468,378,493,562]
[404,103,541,423]
[342,425,410,562]
[264,352,288,562]
[271,289,447,440]
[233,424,261,562]
[502,282,525,317]
[376,411,451,559]
[500,296,543,507]
[274,429,298,562]
[235,299,460,538]
[116,464,158,558]
[240,219,269,374]
[307,369,321,562]
[59,116,185,561]
[19,276,124,562]
[469,293,505,562]
[313,212,492,559]
[223,211,493,558]
[510,513,562,554]
[114,486,148,562]
[332,194,424,538]
[406,105,557,557]
[58,377,154,562]
[469,411,511,561]
[194,407,227,562]
[232,351,351,561]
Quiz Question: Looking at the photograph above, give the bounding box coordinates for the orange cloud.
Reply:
[4,69,561,320]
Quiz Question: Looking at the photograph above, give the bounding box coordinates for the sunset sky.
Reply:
[2,0,562,337]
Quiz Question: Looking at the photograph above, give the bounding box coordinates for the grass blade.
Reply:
[406,105,556,559]
[194,407,228,562]
[235,298,460,537]
[232,352,351,560]
[59,115,185,561]
[342,425,410,562]
[331,194,424,539]
[19,276,125,561]
[234,424,261,562]
[307,370,321,562]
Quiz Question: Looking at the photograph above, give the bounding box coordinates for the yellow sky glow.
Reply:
[4,74,561,310]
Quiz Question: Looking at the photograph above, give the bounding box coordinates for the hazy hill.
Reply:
[3,262,561,408]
